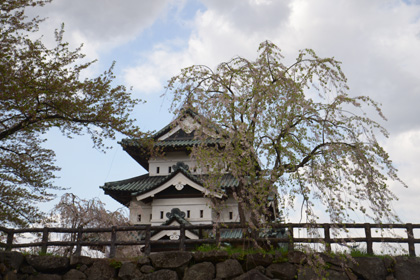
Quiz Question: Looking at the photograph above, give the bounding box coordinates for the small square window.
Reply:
[200,210,203,218]
[137,214,141,222]
[187,210,190,218]
[160,211,164,219]
[229,212,233,220]
[156,167,160,174]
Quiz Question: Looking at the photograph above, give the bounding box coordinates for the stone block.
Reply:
[265,262,297,279]
[184,262,215,280]
[19,264,36,275]
[233,268,270,280]
[69,255,94,267]
[0,252,24,271]
[25,255,69,273]
[351,257,387,280]
[63,268,87,280]
[245,253,273,270]
[0,263,8,275]
[193,251,229,263]
[27,273,62,280]
[118,262,142,280]
[394,256,420,280]
[3,271,18,280]
[319,252,346,267]
[216,259,244,279]
[137,255,150,266]
[287,251,306,264]
[142,269,178,280]
[140,265,155,274]
[149,252,192,269]
[84,259,116,280]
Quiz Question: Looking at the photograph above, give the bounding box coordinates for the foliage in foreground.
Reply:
[44,193,141,258]
[167,40,406,228]
[195,243,288,259]
[195,243,407,260]
[0,0,142,226]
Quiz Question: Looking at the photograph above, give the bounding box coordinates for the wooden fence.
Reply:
[0,223,419,258]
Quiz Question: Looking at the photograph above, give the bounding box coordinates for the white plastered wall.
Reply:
[148,151,199,176]
[129,200,152,225]
[130,193,248,225]
[217,196,241,223]
[129,197,214,226]
[151,197,213,226]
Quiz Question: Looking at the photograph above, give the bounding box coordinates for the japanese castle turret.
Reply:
[101,109,279,243]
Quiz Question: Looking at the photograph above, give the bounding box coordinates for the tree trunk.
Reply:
[235,184,247,227]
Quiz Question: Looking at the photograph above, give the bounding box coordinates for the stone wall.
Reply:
[0,250,419,280]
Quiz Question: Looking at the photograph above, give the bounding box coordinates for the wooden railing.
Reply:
[0,223,419,258]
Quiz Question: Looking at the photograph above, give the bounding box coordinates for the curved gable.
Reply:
[135,172,222,201]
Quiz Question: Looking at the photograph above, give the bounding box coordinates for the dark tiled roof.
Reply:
[121,138,220,149]
[101,168,239,198]
[220,229,243,239]
[120,108,220,151]
[155,139,205,147]
[102,174,167,194]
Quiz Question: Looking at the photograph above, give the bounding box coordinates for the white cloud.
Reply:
[383,129,420,222]
[124,42,194,94]
[123,0,293,94]
[25,0,171,58]
[284,0,420,132]
[200,0,291,37]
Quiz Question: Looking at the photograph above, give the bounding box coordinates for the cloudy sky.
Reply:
[27,0,420,223]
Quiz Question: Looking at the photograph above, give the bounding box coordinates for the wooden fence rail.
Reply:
[0,223,419,258]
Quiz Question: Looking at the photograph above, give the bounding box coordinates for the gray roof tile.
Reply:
[101,168,238,197]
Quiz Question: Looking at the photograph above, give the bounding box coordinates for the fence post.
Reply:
[179,224,186,251]
[364,223,373,255]
[74,226,83,257]
[288,224,294,252]
[41,227,49,254]
[199,227,203,239]
[6,229,14,252]
[406,223,415,257]
[109,226,117,258]
[324,224,331,253]
[144,225,151,255]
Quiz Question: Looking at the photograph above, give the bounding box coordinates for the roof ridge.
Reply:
[153,108,199,139]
